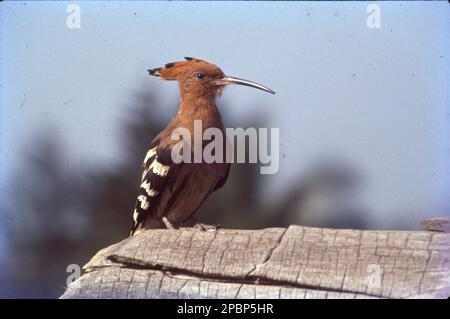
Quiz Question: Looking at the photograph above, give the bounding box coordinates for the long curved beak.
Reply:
[213,76,275,94]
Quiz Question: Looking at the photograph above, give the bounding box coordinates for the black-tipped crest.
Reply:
[184,57,203,62]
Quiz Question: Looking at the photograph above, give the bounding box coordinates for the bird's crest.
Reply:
[147,57,222,81]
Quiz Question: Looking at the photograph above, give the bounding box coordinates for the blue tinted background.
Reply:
[0,1,449,297]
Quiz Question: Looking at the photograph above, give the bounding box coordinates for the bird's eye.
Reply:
[195,72,205,79]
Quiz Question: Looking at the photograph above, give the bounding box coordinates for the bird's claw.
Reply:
[193,223,220,232]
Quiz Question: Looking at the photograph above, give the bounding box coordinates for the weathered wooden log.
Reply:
[61,217,450,299]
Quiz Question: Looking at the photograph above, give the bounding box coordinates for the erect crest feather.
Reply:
[147,58,222,81]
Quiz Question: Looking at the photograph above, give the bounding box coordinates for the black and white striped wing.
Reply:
[130,140,182,235]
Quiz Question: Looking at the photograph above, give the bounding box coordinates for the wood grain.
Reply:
[61,218,450,299]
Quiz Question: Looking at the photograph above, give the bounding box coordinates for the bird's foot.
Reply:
[162,217,176,230]
[193,223,220,232]
[179,216,219,231]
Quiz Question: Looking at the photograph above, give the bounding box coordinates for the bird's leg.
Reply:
[162,217,176,230]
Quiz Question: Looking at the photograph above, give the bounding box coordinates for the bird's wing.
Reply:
[130,139,183,235]
[213,163,230,192]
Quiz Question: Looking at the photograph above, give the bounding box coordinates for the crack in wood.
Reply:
[98,260,387,298]
[246,228,288,277]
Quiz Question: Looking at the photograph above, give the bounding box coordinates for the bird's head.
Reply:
[147,57,275,98]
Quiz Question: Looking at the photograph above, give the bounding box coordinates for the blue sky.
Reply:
[1,1,449,243]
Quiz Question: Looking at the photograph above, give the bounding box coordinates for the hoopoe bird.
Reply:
[131,57,275,235]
